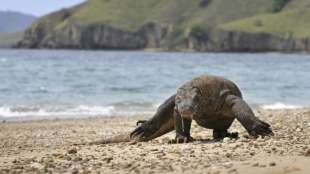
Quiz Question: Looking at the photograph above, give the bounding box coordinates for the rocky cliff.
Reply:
[18,21,168,50]
[187,29,310,52]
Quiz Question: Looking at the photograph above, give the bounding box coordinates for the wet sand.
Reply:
[0,108,309,174]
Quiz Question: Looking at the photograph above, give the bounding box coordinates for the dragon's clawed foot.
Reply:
[169,134,194,144]
[248,119,274,137]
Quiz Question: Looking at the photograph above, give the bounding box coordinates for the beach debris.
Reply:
[30,162,44,170]
[249,151,255,156]
[252,162,259,167]
[73,157,82,162]
[269,162,276,166]
[67,147,78,154]
[222,137,230,143]
[71,168,79,174]
[283,166,301,173]
[223,162,233,169]
[305,149,310,157]
[64,155,72,161]
[228,168,237,173]
[103,157,113,163]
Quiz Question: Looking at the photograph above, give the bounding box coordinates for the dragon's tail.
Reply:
[83,94,176,145]
[87,134,131,145]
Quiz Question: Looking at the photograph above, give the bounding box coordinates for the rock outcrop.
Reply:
[187,29,310,52]
[17,19,310,52]
[17,21,169,50]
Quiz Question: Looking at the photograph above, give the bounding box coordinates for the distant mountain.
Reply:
[0,11,36,33]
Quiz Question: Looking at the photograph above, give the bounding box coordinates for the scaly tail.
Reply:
[73,134,131,145]
[88,134,131,145]
[130,94,176,141]
[84,94,176,145]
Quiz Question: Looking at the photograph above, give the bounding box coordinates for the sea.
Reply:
[0,49,309,121]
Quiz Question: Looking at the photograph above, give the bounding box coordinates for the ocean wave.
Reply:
[112,101,154,107]
[0,104,156,119]
[0,105,113,118]
[0,102,304,119]
[109,86,146,93]
[260,102,303,110]
[0,57,7,62]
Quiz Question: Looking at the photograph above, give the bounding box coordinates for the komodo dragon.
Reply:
[89,75,273,144]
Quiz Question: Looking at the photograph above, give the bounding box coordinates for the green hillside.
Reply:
[18,0,310,52]
[30,0,273,33]
[221,7,310,38]
[69,0,272,31]
[0,32,23,48]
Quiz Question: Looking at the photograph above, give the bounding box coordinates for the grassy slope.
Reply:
[52,0,273,31]
[220,0,310,38]
[26,0,310,45]
[284,0,310,10]
[0,32,23,48]
[221,8,310,38]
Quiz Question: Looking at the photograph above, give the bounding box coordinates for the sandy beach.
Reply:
[0,108,309,174]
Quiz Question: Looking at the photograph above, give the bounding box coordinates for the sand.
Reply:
[0,108,309,174]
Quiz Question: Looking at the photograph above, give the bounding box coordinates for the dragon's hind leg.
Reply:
[130,95,176,142]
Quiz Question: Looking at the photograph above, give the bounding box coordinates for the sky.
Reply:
[0,0,86,16]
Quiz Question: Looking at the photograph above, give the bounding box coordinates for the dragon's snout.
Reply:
[177,99,197,119]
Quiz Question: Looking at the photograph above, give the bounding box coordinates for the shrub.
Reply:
[199,0,212,7]
[272,0,290,13]
[254,20,263,27]
[171,27,184,39]
[189,26,208,41]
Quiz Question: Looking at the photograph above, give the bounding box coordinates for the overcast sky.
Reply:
[0,0,86,16]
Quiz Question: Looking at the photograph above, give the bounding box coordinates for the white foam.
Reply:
[0,58,7,62]
[0,105,115,118]
[0,104,157,119]
[261,102,302,110]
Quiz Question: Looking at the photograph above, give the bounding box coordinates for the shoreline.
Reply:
[0,106,310,123]
[1,108,309,173]
[3,47,310,54]
[1,106,308,123]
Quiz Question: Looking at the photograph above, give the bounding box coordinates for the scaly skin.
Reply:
[173,75,273,142]
[175,75,242,129]
[88,75,273,144]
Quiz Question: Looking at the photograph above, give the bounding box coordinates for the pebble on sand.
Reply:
[67,147,78,154]
[30,162,44,170]
[269,162,276,166]
[305,149,310,157]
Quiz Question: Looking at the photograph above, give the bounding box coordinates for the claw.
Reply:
[173,134,193,144]
[227,132,239,139]
[256,119,270,127]
[130,121,156,141]
[249,121,274,137]
[136,120,147,126]
[130,127,143,138]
